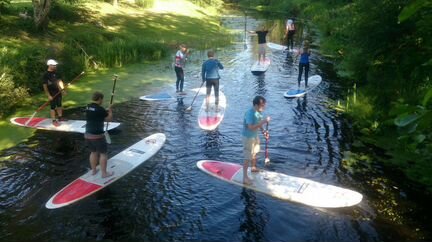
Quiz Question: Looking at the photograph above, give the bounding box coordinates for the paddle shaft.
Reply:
[25,71,85,126]
[105,75,118,131]
[186,81,205,111]
[265,122,270,162]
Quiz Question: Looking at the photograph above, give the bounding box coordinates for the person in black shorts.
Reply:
[201,50,224,112]
[42,59,66,127]
[85,91,113,178]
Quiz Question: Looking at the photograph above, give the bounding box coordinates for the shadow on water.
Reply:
[0,13,431,242]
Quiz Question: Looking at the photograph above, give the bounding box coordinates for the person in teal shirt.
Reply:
[242,96,270,185]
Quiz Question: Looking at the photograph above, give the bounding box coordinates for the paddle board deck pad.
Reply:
[197,160,363,208]
[267,42,286,51]
[46,133,166,209]
[251,58,271,75]
[10,117,120,133]
[198,91,227,131]
[284,75,322,98]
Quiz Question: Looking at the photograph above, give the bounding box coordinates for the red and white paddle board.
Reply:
[197,160,363,208]
[45,133,166,209]
[10,117,121,133]
[197,91,226,131]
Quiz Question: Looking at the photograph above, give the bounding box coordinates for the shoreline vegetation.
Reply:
[0,0,235,150]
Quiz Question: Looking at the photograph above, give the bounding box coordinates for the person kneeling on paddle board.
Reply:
[295,40,311,87]
[201,50,224,112]
[42,59,66,127]
[85,92,113,178]
[242,96,270,185]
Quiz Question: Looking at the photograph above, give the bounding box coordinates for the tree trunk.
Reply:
[32,0,51,30]
[113,0,118,7]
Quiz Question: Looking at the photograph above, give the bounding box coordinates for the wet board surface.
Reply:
[10,117,120,133]
[284,75,322,98]
[198,91,227,131]
[251,58,271,75]
[197,160,363,208]
[46,133,166,209]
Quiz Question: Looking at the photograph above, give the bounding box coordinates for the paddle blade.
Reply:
[24,112,36,126]
[104,131,111,144]
[185,106,192,111]
[265,157,270,165]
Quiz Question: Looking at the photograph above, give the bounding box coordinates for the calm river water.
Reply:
[0,14,431,242]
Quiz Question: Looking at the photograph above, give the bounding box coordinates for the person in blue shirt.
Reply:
[201,50,224,111]
[295,40,311,87]
[242,96,270,185]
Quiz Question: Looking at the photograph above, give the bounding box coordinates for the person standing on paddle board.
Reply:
[174,44,189,94]
[85,91,113,178]
[295,40,311,87]
[42,59,66,127]
[242,96,270,185]
[252,26,269,64]
[201,50,224,112]
[285,19,296,51]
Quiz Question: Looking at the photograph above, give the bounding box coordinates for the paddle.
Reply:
[264,122,270,165]
[185,81,205,111]
[104,74,118,144]
[25,71,85,126]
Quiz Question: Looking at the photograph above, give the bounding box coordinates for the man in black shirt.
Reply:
[85,91,113,178]
[250,26,271,64]
[42,59,66,127]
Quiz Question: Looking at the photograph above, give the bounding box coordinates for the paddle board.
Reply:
[139,92,175,101]
[198,91,227,131]
[284,75,322,98]
[46,133,166,209]
[267,42,286,51]
[251,58,271,75]
[10,117,120,133]
[197,160,363,208]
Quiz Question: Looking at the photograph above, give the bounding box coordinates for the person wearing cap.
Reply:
[285,19,296,51]
[174,44,189,94]
[42,59,66,127]
[295,40,311,87]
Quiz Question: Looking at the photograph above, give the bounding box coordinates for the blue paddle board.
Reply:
[284,75,322,98]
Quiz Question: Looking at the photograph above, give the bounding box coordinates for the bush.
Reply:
[0,73,30,118]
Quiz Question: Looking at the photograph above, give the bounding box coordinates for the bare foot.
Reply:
[91,169,99,175]
[243,177,252,185]
[251,167,259,172]
[101,171,114,179]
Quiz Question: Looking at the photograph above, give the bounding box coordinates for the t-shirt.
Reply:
[175,50,186,68]
[85,103,108,135]
[42,71,62,96]
[242,107,263,138]
[255,31,268,44]
[201,59,224,81]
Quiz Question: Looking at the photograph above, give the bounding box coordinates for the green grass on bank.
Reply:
[0,0,234,151]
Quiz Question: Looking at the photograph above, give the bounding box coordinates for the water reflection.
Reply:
[240,189,267,242]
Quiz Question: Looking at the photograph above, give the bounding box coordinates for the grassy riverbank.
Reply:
[0,0,235,151]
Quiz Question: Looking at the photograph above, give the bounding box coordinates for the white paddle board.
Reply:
[267,42,286,51]
[197,160,363,208]
[198,91,226,131]
[139,92,175,101]
[284,75,322,98]
[10,117,120,133]
[251,58,271,75]
[46,133,166,209]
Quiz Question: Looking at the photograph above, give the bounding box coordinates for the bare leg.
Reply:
[100,153,113,178]
[50,110,56,120]
[56,107,63,119]
[243,160,252,184]
[90,152,99,175]
[251,157,259,172]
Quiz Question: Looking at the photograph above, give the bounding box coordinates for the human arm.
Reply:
[217,60,224,70]
[201,62,206,82]
[105,105,113,122]
[247,116,270,131]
